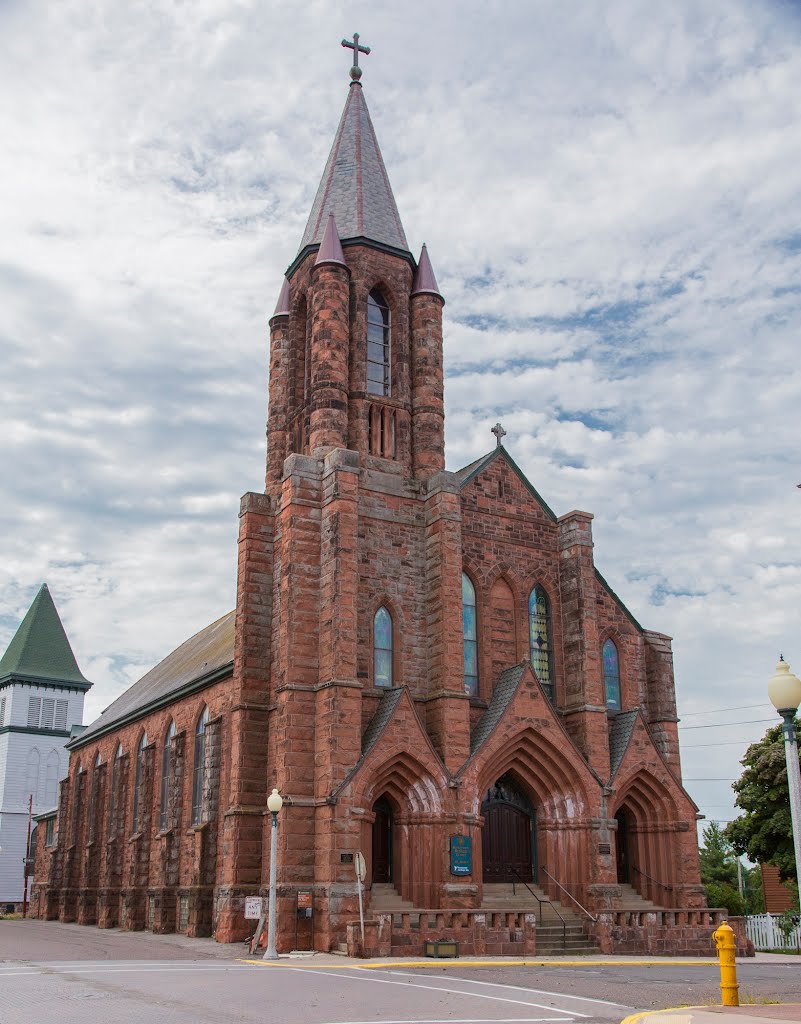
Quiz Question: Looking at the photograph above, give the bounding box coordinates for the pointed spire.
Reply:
[0,583,91,688]
[411,244,442,299]
[273,276,291,317]
[299,84,409,256]
[315,213,347,268]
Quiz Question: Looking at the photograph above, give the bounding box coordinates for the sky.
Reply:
[1,0,800,844]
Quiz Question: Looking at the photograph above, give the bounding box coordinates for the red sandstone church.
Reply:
[32,50,719,956]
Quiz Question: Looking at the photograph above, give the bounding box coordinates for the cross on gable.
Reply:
[491,422,507,447]
[342,32,371,81]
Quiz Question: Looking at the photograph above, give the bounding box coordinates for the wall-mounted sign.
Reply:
[244,896,262,920]
[297,891,313,911]
[450,834,472,876]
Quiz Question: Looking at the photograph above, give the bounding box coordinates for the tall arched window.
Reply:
[88,752,101,842]
[160,720,176,831]
[107,743,123,838]
[25,748,40,803]
[44,750,60,806]
[528,586,554,702]
[603,638,622,712]
[373,606,393,687]
[462,573,478,696]
[192,707,209,825]
[131,732,148,833]
[367,289,390,396]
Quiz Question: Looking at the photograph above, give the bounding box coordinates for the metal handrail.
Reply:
[540,867,598,923]
[508,866,567,949]
[631,865,674,894]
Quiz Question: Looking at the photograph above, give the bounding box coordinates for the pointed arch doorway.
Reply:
[481,773,537,883]
[615,809,631,884]
[371,796,393,883]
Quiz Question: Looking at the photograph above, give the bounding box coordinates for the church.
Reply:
[32,45,721,956]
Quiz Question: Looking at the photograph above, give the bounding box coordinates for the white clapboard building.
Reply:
[0,585,90,905]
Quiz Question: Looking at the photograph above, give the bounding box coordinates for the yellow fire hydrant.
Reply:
[713,920,739,1007]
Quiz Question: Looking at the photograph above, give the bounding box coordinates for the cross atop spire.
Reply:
[491,422,507,448]
[342,32,370,82]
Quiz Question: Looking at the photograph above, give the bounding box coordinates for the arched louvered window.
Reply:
[44,750,60,806]
[373,606,393,687]
[131,732,148,833]
[603,638,622,712]
[367,289,390,396]
[528,586,554,702]
[107,743,123,838]
[160,720,176,831]
[25,748,40,803]
[192,707,209,825]
[462,573,478,696]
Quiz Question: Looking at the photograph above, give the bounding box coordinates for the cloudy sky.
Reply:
[2,0,800,839]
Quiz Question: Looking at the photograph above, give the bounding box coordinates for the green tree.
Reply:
[725,718,800,897]
[699,822,748,915]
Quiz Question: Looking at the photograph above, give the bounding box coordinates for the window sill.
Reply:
[156,828,174,840]
[128,831,144,844]
[188,821,209,834]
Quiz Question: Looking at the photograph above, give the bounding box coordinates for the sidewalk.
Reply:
[624,1006,801,1024]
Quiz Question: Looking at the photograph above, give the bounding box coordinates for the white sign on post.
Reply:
[354,851,366,953]
[244,896,263,920]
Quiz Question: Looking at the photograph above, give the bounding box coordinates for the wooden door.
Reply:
[615,812,630,884]
[482,801,534,883]
[372,797,393,883]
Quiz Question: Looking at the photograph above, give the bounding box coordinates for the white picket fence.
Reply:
[745,913,801,951]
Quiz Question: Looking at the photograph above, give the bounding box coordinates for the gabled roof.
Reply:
[71,610,235,748]
[297,83,409,258]
[470,662,528,755]
[0,584,91,689]
[608,709,639,778]
[361,687,405,756]
[455,446,558,522]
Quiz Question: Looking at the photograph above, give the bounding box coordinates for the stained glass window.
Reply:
[367,290,390,396]
[528,586,554,701]
[603,638,621,712]
[160,720,176,831]
[463,573,478,696]
[192,707,209,825]
[374,606,393,687]
[131,731,148,833]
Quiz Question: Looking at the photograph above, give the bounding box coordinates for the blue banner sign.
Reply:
[450,834,472,876]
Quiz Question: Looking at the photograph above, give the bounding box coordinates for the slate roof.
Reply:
[608,709,639,778]
[361,686,404,756]
[298,83,409,255]
[0,583,91,689]
[71,610,235,748]
[470,662,528,756]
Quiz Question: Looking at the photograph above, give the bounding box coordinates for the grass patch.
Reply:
[0,913,24,921]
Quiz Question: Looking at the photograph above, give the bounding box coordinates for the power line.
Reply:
[683,739,759,747]
[680,703,772,718]
[679,718,775,731]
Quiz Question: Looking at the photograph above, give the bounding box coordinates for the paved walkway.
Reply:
[625,1007,801,1024]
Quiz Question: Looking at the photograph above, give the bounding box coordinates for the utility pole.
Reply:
[22,794,32,917]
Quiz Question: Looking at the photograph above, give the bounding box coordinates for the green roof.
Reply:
[0,584,91,689]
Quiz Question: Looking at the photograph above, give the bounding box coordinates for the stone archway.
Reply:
[481,773,536,884]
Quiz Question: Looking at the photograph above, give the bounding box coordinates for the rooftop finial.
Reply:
[342,32,370,82]
[492,422,507,448]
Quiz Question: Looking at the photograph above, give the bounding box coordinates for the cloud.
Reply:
[1,0,800,836]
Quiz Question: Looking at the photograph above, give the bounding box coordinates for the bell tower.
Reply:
[266,45,445,488]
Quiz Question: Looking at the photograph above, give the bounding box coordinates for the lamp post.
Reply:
[767,657,801,904]
[263,787,283,961]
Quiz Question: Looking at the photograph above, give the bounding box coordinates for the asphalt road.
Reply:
[1,921,799,1024]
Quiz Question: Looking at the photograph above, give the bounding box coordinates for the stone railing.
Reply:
[347,908,536,958]
[592,908,754,957]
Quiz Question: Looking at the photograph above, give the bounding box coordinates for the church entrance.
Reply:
[372,796,393,883]
[615,811,630,884]
[481,774,536,884]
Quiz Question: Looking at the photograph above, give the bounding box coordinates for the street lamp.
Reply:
[767,656,801,904]
[263,787,283,961]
